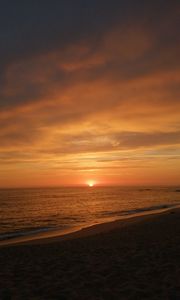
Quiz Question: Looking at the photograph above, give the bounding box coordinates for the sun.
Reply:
[87,180,95,187]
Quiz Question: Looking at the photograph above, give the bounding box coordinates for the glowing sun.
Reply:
[87,180,95,187]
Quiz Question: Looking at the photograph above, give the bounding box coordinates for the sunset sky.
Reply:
[0,1,180,187]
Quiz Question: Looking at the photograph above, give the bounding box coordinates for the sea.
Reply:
[0,186,180,242]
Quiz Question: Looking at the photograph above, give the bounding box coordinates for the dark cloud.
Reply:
[0,1,179,107]
[114,131,180,149]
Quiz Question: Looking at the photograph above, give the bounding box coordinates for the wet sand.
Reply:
[0,209,180,299]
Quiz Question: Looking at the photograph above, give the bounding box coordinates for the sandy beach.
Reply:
[0,208,180,299]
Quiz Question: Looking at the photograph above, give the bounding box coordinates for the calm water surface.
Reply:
[0,186,180,241]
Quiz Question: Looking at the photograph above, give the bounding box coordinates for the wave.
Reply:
[1,202,180,242]
[0,226,57,241]
[100,203,180,218]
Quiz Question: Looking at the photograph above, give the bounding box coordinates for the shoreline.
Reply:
[1,205,179,248]
[1,206,180,299]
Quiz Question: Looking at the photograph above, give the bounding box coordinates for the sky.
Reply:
[0,0,180,187]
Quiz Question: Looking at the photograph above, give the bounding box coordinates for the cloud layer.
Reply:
[0,0,180,186]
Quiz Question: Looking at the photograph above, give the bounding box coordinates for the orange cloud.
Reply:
[0,11,180,187]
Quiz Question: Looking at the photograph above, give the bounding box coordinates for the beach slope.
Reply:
[0,209,180,299]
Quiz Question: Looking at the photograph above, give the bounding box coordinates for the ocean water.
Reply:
[0,186,180,241]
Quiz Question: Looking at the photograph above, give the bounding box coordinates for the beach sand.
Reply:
[0,209,180,299]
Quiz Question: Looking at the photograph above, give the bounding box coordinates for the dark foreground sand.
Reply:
[0,209,180,300]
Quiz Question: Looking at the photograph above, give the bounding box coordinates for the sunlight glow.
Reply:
[87,180,95,187]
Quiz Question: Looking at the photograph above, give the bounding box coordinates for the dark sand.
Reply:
[0,209,180,299]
